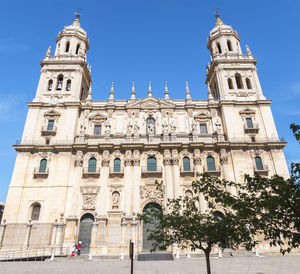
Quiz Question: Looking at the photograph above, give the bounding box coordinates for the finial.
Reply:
[164,82,170,99]
[148,82,152,97]
[214,7,224,26]
[186,81,191,100]
[72,9,81,27]
[130,82,136,100]
[75,8,81,19]
[246,45,252,55]
[45,46,51,57]
[109,82,114,100]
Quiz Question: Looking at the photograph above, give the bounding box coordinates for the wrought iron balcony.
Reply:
[82,167,100,178]
[33,167,49,178]
[244,123,259,134]
[109,167,124,178]
[203,165,221,176]
[41,126,57,136]
[253,165,269,176]
[141,166,163,178]
[180,166,195,177]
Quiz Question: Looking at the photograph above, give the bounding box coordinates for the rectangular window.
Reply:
[246,118,253,129]
[200,124,208,134]
[94,125,101,135]
[47,120,54,131]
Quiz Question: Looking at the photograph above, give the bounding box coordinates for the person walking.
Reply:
[77,241,82,256]
[71,244,76,257]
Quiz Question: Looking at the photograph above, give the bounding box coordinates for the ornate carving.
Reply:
[163,158,172,165]
[172,158,179,165]
[140,184,164,204]
[194,157,202,165]
[101,160,110,167]
[74,150,83,167]
[124,159,132,166]
[80,186,100,210]
[132,159,140,166]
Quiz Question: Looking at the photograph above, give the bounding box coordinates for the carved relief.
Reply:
[80,186,100,210]
[140,184,164,205]
[74,150,83,167]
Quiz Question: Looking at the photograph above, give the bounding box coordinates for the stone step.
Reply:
[137,252,174,261]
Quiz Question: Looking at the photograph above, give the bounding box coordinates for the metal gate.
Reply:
[142,203,162,252]
[78,214,94,254]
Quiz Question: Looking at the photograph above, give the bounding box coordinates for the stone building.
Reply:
[0,15,289,256]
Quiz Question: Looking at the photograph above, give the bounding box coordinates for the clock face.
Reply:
[50,97,59,105]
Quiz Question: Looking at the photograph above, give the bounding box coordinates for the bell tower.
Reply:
[34,14,91,103]
[205,14,265,101]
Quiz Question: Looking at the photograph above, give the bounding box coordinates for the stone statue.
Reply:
[80,123,86,135]
[112,192,120,210]
[104,121,111,135]
[171,121,177,134]
[246,45,252,55]
[162,120,168,134]
[147,123,155,135]
[192,120,197,134]
[127,122,133,134]
[134,121,139,134]
[214,117,223,134]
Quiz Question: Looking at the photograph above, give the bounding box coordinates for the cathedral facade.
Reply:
[0,15,289,256]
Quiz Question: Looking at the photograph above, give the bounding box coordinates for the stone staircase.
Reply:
[137,252,174,261]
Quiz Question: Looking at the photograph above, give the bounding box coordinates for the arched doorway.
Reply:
[78,213,94,254]
[142,202,162,252]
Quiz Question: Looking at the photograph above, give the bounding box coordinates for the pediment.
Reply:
[89,112,107,121]
[126,97,175,109]
[44,109,61,117]
[194,111,211,120]
[239,108,256,115]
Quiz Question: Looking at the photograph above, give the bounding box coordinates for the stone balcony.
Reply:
[33,167,49,178]
[141,166,163,178]
[203,165,221,176]
[82,167,100,178]
[244,123,259,134]
[109,167,124,178]
[180,166,195,177]
[41,126,57,136]
[253,165,269,176]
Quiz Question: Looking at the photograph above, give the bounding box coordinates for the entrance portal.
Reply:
[78,213,94,254]
[142,202,162,252]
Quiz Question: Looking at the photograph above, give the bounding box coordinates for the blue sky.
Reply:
[0,0,299,202]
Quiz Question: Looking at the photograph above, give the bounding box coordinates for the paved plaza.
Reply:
[1,255,300,274]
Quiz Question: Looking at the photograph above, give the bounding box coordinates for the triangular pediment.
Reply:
[239,108,256,115]
[194,111,211,120]
[44,109,61,117]
[126,97,175,109]
[89,112,107,121]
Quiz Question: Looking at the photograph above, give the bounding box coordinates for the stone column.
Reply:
[132,151,141,215]
[163,156,173,200]
[220,149,237,196]
[54,217,65,255]
[120,218,127,247]
[64,217,78,249]
[124,150,132,215]
[0,221,7,248]
[96,217,108,255]
[131,218,138,257]
[23,221,32,249]
[90,221,99,255]
[194,155,207,213]
[171,153,180,198]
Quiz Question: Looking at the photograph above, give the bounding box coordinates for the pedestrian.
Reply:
[71,244,76,257]
[77,241,82,256]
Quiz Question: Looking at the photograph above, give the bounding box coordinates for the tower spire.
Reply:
[109,82,115,101]
[130,82,136,99]
[148,82,152,97]
[164,82,170,99]
[214,7,224,26]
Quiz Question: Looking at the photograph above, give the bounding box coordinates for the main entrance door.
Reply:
[78,213,94,254]
[142,202,162,252]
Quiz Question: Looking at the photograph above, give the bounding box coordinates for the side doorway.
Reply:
[78,213,94,254]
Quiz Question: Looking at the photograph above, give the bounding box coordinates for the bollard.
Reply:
[187,248,191,259]
[176,248,180,259]
[120,249,124,260]
[218,247,222,258]
[255,248,260,257]
[50,253,55,261]
[88,253,93,261]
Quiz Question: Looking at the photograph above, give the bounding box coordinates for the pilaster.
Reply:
[23,221,32,249]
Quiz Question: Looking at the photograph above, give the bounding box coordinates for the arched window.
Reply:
[65,41,70,52]
[246,78,252,89]
[206,156,216,171]
[88,158,97,173]
[146,117,156,135]
[66,79,71,91]
[56,74,64,90]
[31,203,41,221]
[39,159,47,173]
[48,79,53,91]
[216,42,222,54]
[113,158,121,172]
[227,40,233,51]
[76,44,80,55]
[147,157,157,172]
[183,157,191,171]
[255,156,263,170]
[227,78,233,89]
[235,73,243,89]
